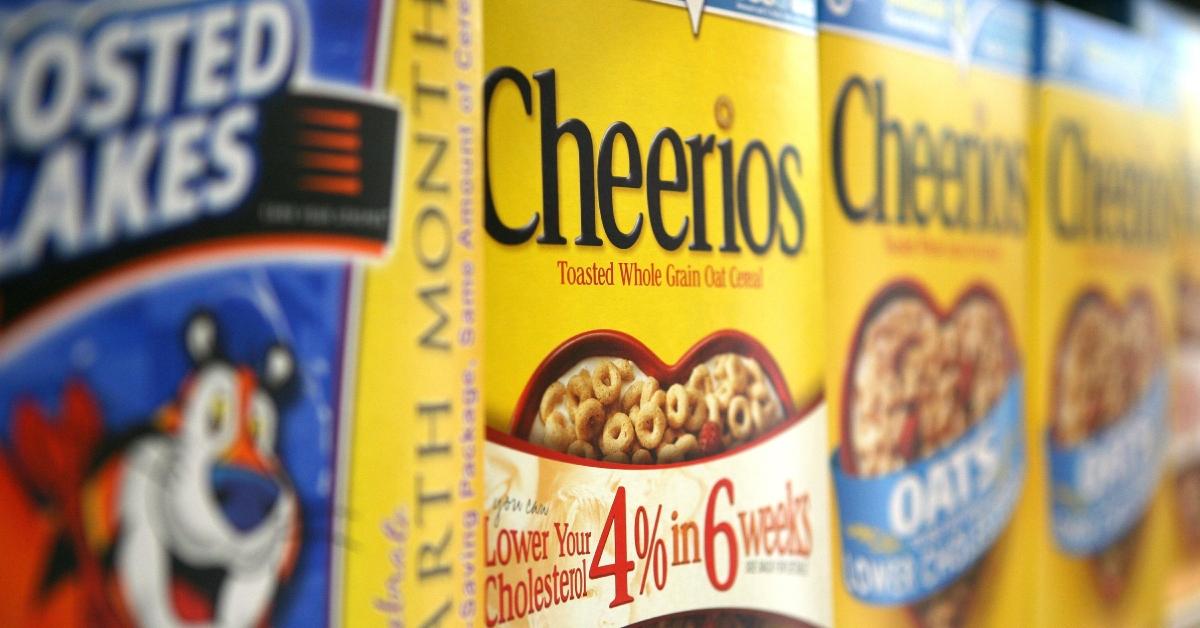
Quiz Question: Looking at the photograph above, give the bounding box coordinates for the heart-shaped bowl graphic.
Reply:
[1050,287,1163,447]
[1174,462,1200,548]
[1173,274,1200,548]
[839,279,1018,476]
[626,607,819,627]
[838,278,1018,626]
[501,329,814,468]
[1050,287,1163,604]
[1177,271,1200,346]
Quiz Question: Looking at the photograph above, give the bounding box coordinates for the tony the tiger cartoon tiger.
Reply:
[2,311,302,627]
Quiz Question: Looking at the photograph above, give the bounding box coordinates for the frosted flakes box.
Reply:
[481,0,831,625]
[1028,4,1175,625]
[1137,1,1200,624]
[818,1,1034,626]
[0,0,415,625]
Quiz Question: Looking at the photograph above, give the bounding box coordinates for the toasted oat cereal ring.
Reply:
[687,365,711,393]
[601,412,635,456]
[656,443,685,464]
[715,379,736,409]
[757,400,783,431]
[568,440,599,459]
[727,395,753,441]
[614,358,636,381]
[722,356,748,389]
[634,404,667,449]
[675,433,698,456]
[746,359,766,384]
[575,398,606,442]
[750,401,766,433]
[649,389,666,412]
[540,382,566,420]
[664,427,680,445]
[684,390,708,432]
[621,381,644,413]
[641,376,661,405]
[667,384,700,432]
[749,381,769,403]
[568,370,594,406]
[657,433,698,463]
[704,393,720,426]
[631,448,654,465]
[710,359,732,385]
[666,384,692,429]
[543,410,575,453]
[592,360,622,405]
[604,452,630,464]
[709,360,728,385]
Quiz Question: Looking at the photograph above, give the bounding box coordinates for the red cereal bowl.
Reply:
[493,329,819,468]
[839,279,1018,477]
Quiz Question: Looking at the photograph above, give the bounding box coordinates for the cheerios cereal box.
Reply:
[1028,4,1175,626]
[481,0,831,624]
[1137,0,1200,624]
[339,0,482,626]
[0,0,411,626]
[818,1,1035,626]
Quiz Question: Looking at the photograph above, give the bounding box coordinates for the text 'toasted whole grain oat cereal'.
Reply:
[0,0,422,625]
[819,1,1034,626]
[1137,1,1200,622]
[1029,4,1176,626]
[481,0,831,624]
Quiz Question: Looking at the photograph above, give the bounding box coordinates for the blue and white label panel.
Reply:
[1048,371,1168,556]
[832,373,1026,606]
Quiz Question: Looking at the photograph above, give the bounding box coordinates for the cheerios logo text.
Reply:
[1176,159,1200,237]
[829,76,1028,235]
[483,67,807,257]
[0,0,298,280]
[1046,118,1170,245]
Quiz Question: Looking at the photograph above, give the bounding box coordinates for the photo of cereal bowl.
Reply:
[1051,289,1163,602]
[631,608,815,627]
[1175,462,1200,550]
[509,330,808,466]
[842,281,1018,628]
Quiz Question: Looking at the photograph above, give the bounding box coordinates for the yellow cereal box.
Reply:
[481,0,830,624]
[1138,1,1200,624]
[1027,4,1175,626]
[338,0,482,625]
[819,1,1035,626]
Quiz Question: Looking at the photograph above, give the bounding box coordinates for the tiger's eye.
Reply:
[208,396,228,433]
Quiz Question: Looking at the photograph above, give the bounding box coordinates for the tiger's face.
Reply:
[116,312,300,626]
[163,360,295,568]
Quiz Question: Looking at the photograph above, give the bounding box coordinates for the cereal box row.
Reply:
[2,0,1200,627]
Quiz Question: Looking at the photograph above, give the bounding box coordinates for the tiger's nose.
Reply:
[210,465,281,532]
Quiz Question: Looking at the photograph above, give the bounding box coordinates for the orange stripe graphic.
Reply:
[299,152,362,173]
[298,175,362,196]
[298,108,361,130]
[298,130,361,152]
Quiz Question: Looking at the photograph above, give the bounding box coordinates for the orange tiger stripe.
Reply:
[83,459,123,554]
